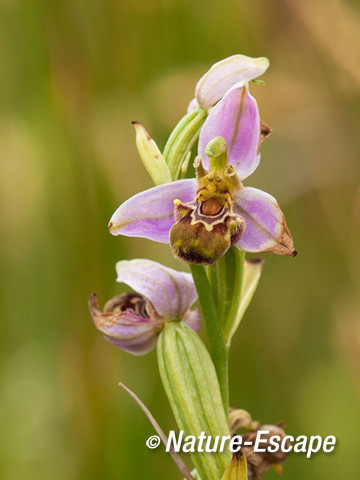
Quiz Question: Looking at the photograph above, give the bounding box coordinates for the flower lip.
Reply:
[170,198,245,265]
[103,292,153,319]
[200,198,224,216]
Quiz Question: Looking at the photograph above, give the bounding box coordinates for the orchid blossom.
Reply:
[89,259,200,354]
[108,83,296,265]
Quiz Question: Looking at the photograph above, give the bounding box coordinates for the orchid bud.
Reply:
[132,121,171,185]
[89,292,162,355]
[158,321,231,480]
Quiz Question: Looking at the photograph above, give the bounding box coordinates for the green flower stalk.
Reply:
[157,321,232,480]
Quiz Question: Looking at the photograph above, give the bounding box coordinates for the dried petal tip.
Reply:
[260,120,272,143]
[229,409,258,435]
[88,292,161,355]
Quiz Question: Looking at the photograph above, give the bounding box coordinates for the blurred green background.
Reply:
[1,0,360,479]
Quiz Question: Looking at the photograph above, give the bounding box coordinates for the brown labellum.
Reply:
[170,201,245,265]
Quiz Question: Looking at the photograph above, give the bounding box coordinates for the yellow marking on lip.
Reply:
[173,199,182,205]
[190,238,200,247]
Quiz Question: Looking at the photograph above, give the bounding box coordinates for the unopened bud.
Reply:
[132,122,172,185]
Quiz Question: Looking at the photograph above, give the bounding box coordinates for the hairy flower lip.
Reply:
[170,199,246,265]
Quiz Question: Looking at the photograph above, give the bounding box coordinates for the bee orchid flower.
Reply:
[109,83,296,265]
[89,259,201,354]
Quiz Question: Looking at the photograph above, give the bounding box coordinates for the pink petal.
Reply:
[88,293,159,355]
[198,85,260,180]
[234,187,296,256]
[108,179,197,243]
[101,311,158,355]
[182,308,201,333]
[195,54,269,109]
[187,97,200,113]
[115,259,198,318]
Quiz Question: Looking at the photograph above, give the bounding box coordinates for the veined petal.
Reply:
[195,54,269,109]
[108,179,197,242]
[198,85,260,180]
[115,259,198,318]
[182,308,201,333]
[100,312,158,355]
[234,187,296,256]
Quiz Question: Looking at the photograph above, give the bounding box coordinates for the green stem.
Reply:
[190,264,229,416]
[208,248,245,332]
